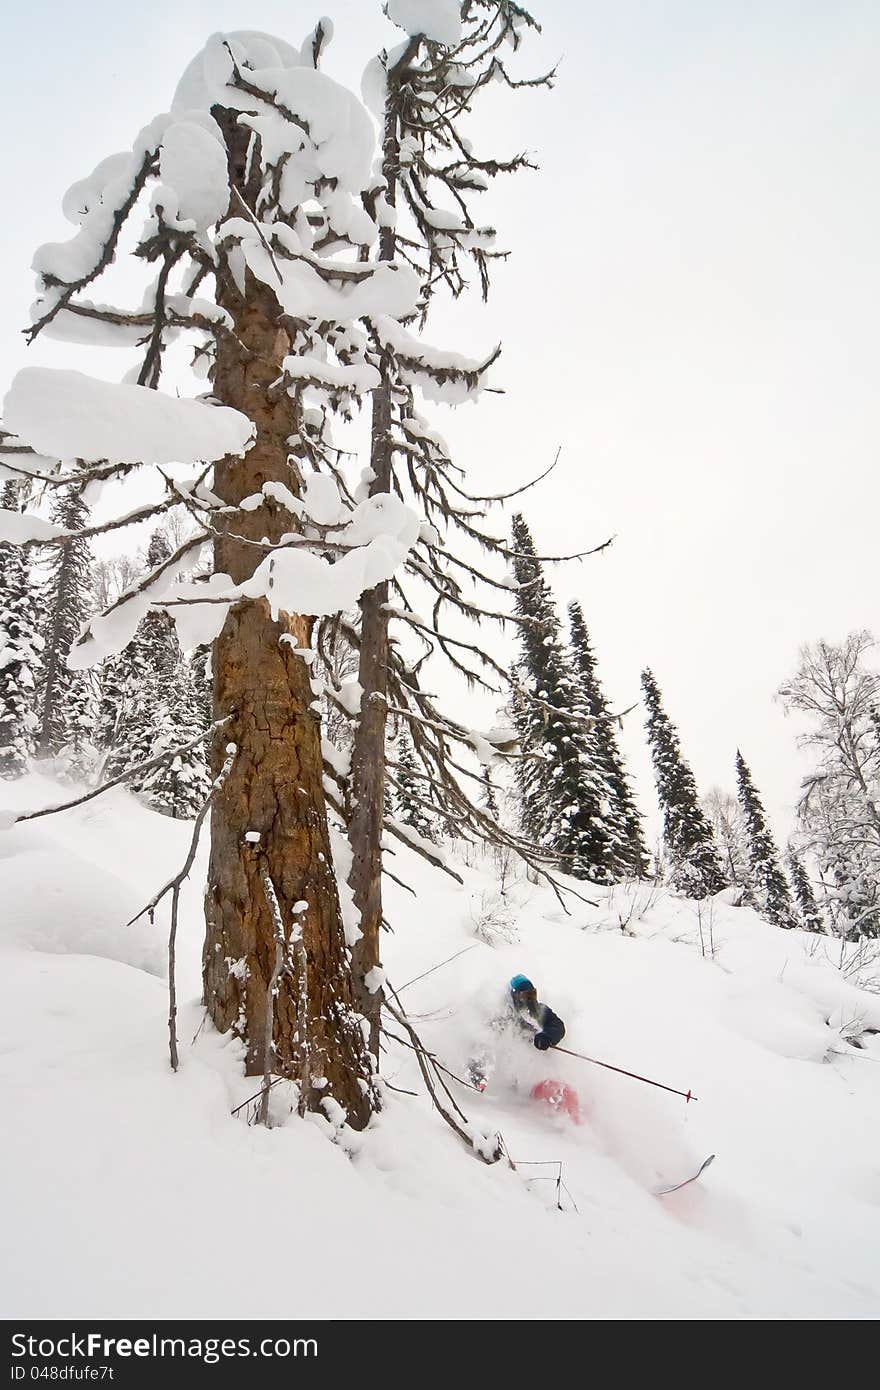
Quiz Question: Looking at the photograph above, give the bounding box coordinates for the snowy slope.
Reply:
[1,775,879,1320]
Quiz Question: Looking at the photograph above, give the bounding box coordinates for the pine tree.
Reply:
[394,734,435,842]
[0,480,42,777]
[641,669,727,898]
[481,772,500,821]
[102,532,210,815]
[568,601,649,877]
[37,487,95,764]
[95,649,128,771]
[786,845,825,933]
[511,515,616,882]
[735,751,798,927]
[139,657,212,817]
[190,645,212,732]
[137,531,180,682]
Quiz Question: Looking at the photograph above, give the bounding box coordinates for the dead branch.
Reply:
[12,717,232,826]
[128,746,237,1069]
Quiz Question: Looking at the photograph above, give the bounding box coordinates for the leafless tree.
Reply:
[779,632,880,938]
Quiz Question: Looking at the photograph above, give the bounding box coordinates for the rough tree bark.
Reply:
[202,109,374,1129]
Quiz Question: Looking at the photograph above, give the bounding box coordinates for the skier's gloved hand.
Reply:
[533,1032,551,1051]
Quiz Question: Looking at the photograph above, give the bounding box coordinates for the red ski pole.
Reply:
[553,1045,697,1103]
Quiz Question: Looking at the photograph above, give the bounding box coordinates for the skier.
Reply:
[467,974,566,1091]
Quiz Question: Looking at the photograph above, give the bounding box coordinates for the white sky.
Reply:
[1,0,878,845]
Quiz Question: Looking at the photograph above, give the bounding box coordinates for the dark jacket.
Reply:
[532,1002,565,1051]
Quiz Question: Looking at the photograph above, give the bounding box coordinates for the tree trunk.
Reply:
[346,91,405,1060]
[348,385,393,1056]
[202,112,374,1129]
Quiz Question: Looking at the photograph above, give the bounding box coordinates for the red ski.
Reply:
[530,1078,583,1124]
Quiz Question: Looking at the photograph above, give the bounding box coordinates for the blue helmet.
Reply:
[509,974,535,994]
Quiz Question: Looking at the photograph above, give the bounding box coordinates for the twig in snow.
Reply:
[127,744,237,1070]
[396,944,478,994]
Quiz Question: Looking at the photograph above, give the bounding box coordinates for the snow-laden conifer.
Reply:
[0,481,42,777]
[568,600,649,878]
[641,668,727,898]
[786,845,825,934]
[735,750,798,928]
[510,515,616,882]
[37,487,95,765]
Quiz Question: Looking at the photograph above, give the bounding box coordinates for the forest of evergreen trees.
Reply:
[0,483,211,817]
[3,475,879,943]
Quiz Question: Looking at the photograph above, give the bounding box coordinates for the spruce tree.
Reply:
[394,733,435,842]
[786,845,825,934]
[568,601,649,877]
[101,531,210,815]
[95,650,128,771]
[481,772,500,821]
[37,487,95,763]
[190,645,212,732]
[139,657,212,817]
[0,480,42,777]
[735,750,798,928]
[641,668,727,898]
[511,514,615,882]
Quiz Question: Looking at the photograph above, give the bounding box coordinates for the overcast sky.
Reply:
[2,0,878,844]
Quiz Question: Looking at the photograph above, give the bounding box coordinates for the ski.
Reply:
[655,1153,715,1196]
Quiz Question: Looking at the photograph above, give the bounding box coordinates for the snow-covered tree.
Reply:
[786,845,825,934]
[0,481,42,777]
[4,26,410,1124]
[37,487,95,765]
[2,8,589,1154]
[101,536,176,779]
[510,514,616,882]
[734,751,798,928]
[0,12,563,1146]
[393,732,435,841]
[568,600,649,878]
[190,644,212,732]
[98,534,210,814]
[641,669,727,898]
[344,1,557,1053]
[481,771,500,820]
[139,656,213,817]
[779,633,880,939]
[702,786,750,890]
